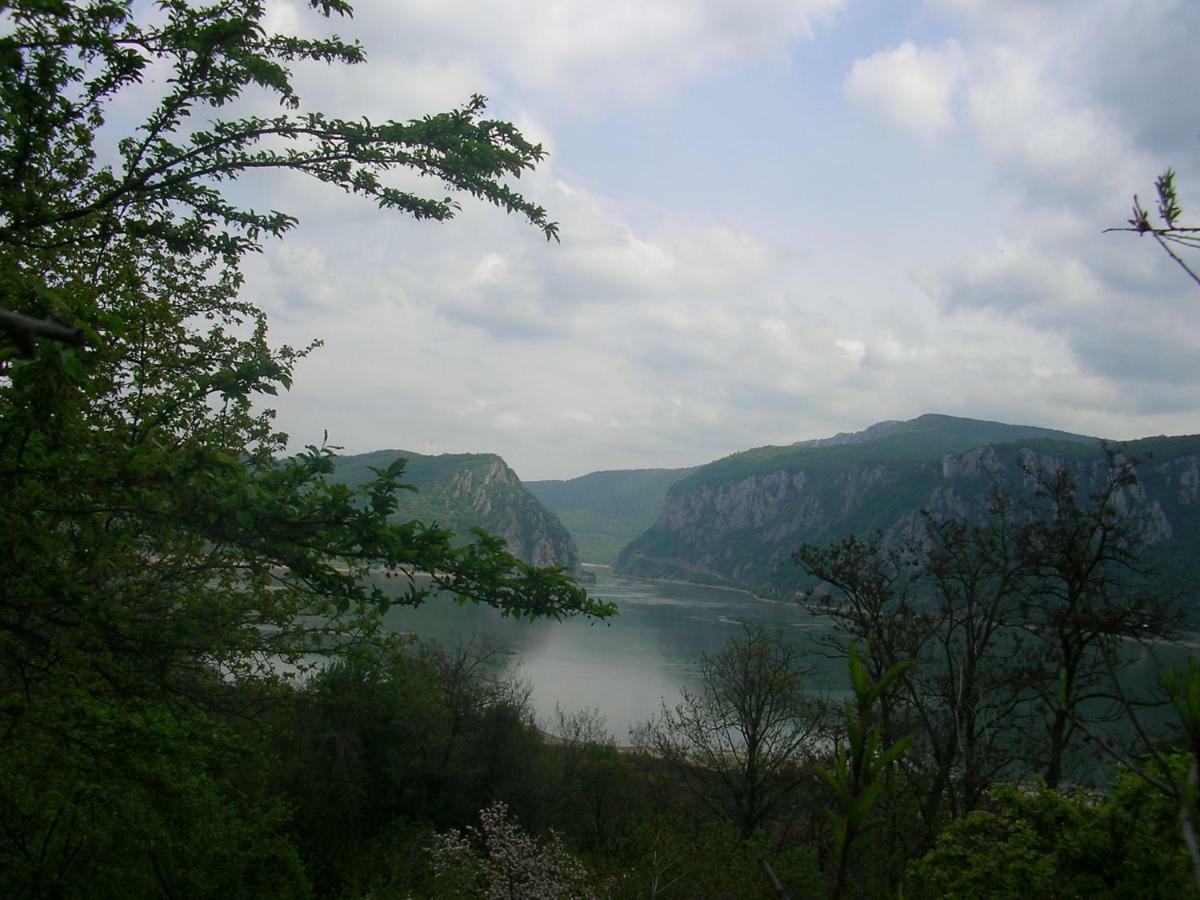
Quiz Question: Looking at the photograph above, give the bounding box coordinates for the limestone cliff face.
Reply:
[616,421,1200,600]
[447,459,517,518]
[618,461,897,591]
[331,450,580,571]
[1161,453,1200,506]
[449,459,579,569]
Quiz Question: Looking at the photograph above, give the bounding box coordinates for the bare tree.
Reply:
[917,504,1036,816]
[633,624,827,840]
[1013,449,1184,788]
[796,511,1035,849]
[794,535,923,747]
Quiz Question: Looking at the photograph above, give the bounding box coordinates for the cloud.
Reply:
[964,47,1151,205]
[265,0,848,110]
[834,337,866,364]
[844,40,966,141]
[233,0,1200,478]
[882,1,1200,429]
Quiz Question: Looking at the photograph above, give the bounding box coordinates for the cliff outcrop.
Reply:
[331,449,580,570]
[616,415,1200,602]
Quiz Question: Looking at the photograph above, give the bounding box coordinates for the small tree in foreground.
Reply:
[819,642,914,900]
[428,801,596,900]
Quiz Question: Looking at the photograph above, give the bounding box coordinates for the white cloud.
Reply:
[234,0,1200,478]
[269,0,848,110]
[964,46,1149,203]
[834,338,866,364]
[844,40,966,141]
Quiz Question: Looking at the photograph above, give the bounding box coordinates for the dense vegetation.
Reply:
[0,2,608,896]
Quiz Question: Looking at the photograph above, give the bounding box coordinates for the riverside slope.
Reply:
[615,414,1200,603]
[330,449,580,570]
[526,467,696,565]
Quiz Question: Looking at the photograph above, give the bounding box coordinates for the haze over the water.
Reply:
[235,1,1200,479]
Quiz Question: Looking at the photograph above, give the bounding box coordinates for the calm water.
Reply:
[375,566,1194,747]
[378,566,841,741]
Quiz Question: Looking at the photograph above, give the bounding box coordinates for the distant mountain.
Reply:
[616,414,1200,602]
[790,419,902,448]
[329,450,579,570]
[526,467,695,565]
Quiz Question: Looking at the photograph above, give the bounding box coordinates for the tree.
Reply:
[795,447,1183,861]
[1014,449,1181,788]
[794,535,922,748]
[904,760,1199,899]
[819,642,914,900]
[794,533,950,860]
[633,624,827,841]
[1110,154,1200,889]
[427,801,597,900]
[905,504,1035,826]
[549,705,629,849]
[0,2,612,894]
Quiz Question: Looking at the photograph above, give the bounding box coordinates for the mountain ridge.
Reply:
[613,415,1200,604]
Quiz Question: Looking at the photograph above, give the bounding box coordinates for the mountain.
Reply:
[615,414,1200,602]
[526,467,695,565]
[329,449,580,570]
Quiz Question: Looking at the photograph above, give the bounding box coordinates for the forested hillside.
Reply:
[617,414,1200,603]
[527,467,694,564]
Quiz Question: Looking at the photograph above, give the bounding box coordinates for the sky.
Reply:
[225,0,1200,480]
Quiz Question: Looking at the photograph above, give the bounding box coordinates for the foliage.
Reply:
[612,816,823,900]
[0,685,309,900]
[1163,659,1200,884]
[547,706,632,849]
[0,2,614,895]
[905,760,1199,899]
[818,642,914,900]
[277,641,558,895]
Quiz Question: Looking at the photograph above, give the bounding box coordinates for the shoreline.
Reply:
[581,563,777,604]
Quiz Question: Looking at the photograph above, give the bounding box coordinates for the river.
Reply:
[374,566,1191,751]
[377,565,840,741]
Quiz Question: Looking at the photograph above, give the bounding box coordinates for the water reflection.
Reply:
[376,566,840,740]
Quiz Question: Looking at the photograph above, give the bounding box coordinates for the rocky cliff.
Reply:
[616,415,1200,602]
[330,449,580,570]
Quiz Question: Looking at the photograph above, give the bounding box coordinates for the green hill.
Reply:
[615,414,1200,604]
[329,449,580,570]
[526,467,695,564]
